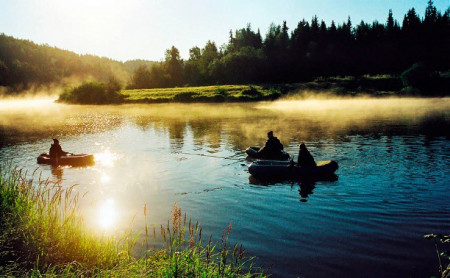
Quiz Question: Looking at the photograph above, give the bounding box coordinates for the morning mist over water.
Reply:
[1,0,449,276]
[1,97,449,277]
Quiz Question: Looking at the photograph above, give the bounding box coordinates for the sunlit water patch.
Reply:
[0,98,449,277]
[97,199,118,230]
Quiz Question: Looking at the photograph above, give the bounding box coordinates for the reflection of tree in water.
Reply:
[124,101,450,155]
[135,115,226,151]
[225,116,338,152]
[189,119,224,150]
[167,121,187,151]
[3,100,449,149]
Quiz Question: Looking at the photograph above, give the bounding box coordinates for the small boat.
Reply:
[37,153,95,166]
[245,146,291,160]
[248,160,338,179]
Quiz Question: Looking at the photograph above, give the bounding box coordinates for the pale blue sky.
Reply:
[0,0,448,61]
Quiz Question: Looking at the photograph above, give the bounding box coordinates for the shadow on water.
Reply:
[49,163,96,184]
[248,174,338,202]
[51,166,64,183]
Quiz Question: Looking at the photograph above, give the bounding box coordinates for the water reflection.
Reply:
[100,172,111,183]
[51,165,64,183]
[298,181,315,202]
[97,199,118,230]
[0,98,449,277]
[94,149,118,167]
[249,174,338,202]
[1,99,449,148]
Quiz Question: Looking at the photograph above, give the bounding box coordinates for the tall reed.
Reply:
[0,162,126,275]
[425,233,450,278]
[0,162,266,277]
[152,202,265,277]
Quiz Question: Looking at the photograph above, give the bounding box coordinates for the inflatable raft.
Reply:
[37,153,95,166]
[248,160,338,179]
[245,146,291,160]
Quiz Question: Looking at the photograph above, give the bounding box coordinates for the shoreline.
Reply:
[2,76,449,104]
[113,76,449,104]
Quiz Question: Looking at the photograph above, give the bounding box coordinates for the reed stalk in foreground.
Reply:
[0,162,266,277]
[425,233,450,278]
[0,162,126,276]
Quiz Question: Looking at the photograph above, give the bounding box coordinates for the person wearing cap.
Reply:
[258,131,284,157]
[49,139,69,158]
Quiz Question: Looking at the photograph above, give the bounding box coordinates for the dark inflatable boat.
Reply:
[245,146,291,160]
[37,153,95,166]
[248,160,338,179]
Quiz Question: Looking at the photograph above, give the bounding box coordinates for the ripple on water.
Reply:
[0,100,449,277]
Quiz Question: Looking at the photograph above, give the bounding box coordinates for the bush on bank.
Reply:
[58,79,124,104]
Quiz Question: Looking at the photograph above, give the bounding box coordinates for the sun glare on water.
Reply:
[100,172,111,183]
[98,199,117,230]
[94,149,118,166]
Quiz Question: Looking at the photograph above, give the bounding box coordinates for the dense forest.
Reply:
[129,1,449,90]
[0,1,449,95]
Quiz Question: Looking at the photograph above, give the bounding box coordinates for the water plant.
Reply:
[0,162,266,277]
[148,202,263,277]
[424,233,450,278]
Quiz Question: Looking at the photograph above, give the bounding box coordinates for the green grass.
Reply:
[58,74,448,105]
[121,85,282,103]
[0,162,266,277]
[119,77,403,103]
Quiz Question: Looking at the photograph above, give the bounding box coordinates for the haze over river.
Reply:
[1,98,449,277]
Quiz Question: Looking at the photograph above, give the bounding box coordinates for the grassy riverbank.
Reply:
[120,76,403,103]
[57,74,450,104]
[122,85,282,103]
[0,163,265,277]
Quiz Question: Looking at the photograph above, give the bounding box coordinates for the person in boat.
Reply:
[49,139,69,158]
[298,143,316,167]
[258,131,284,157]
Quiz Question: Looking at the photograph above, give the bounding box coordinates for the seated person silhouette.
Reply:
[49,139,69,158]
[298,143,316,167]
[258,131,284,158]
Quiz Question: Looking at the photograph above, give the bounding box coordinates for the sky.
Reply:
[0,0,449,62]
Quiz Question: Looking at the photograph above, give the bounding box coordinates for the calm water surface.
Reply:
[1,98,449,277]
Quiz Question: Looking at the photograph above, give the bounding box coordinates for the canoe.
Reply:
[248,160,338,179]
[245,146,291,160]
[37,153,95,166]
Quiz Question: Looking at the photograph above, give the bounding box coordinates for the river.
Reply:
[0,97,449,277]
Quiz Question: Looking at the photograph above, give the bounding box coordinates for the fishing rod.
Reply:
[175,152,243,161]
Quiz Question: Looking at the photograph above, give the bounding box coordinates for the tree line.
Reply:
[0,35,156,94]
[0,1,448,95]
[128,1,449,90]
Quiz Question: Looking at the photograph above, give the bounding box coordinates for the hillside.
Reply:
[0,33,155,95]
